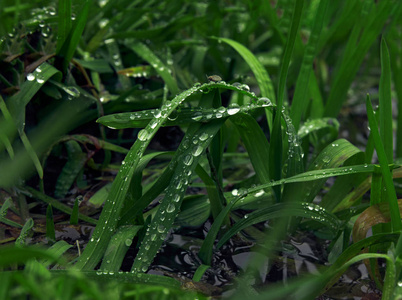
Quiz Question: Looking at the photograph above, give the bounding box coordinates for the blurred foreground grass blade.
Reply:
[215,37,276,128]
[379,37,393,163]
[56,1,90,72]
[125,40,179,96]
[290,0,328,130]
[131,120,224,273]
[100,225,142,273]
[56,0,72,53]
[216,202,340,249]
[366,94,401,231]
[324,1,397,117]
[0,246,59,267]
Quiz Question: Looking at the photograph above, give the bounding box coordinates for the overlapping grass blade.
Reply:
[269,0,304,202]
[75,83,225,270]
[131,120,225,273]
[56,1,90,72]
[100,225,142,272]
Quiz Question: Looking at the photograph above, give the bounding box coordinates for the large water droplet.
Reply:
[167,203,175,213]
[157,225,165,233]
[137,129,150,141]
[173,194,180,202]
[199,133,209,141]
[27,73,35,81]
[227,103,240,115]
[192,145,203,156]
[257,97,272,107]
[183,155,194,166]
[192,112,203,122]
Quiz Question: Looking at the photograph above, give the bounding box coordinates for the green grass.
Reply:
[1,0,402,299]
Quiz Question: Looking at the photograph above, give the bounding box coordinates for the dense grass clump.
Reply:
[1,0,402,299]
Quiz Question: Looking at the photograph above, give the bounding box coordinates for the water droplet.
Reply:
[192,112,203,122]
[240,84,250,92]
[183,155,194,165]
[257,97,272,107]
[192,145,203,156]
[141,266,148,272]
[151,234,156,241]
[137,129,150,141]
[125,239,132,246]
[227,103,240,115]
[232,189,238,196]
[27,73,35,81]
[167,203,175,213]
[168,110,178,121]
[36,77,45,84]
[157,225,165,233]
[149,120,158,129]
[173,194,180,202]
[199,133,209,141]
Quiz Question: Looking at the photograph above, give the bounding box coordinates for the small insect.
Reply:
[206,74,222,82]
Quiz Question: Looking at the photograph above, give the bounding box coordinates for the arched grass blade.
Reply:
[75,83,222,270]
[216,202,340,249]
[214,37,276,128]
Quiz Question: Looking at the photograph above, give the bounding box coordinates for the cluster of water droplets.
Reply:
[301,202,339,231]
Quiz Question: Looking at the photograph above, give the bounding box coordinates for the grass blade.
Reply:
[46,204,56,243]
[379,37,393,162]
[125,40,179,96]
[56,1,90,72]
[56,0,72,53]
[366,94,401,231]
[290,0,328,130]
